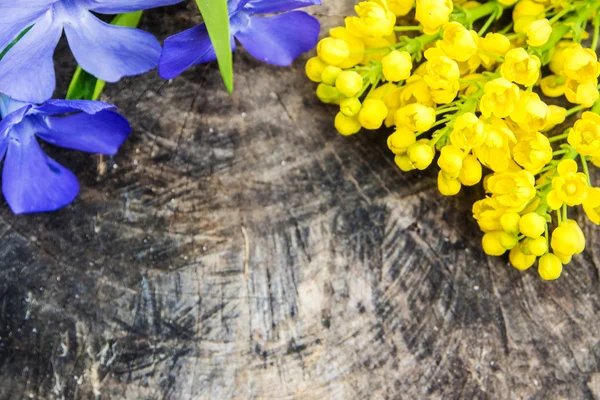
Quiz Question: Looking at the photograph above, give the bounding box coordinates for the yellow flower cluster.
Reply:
[306,0,600,280]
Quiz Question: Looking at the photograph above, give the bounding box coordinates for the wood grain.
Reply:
[1,1,599,399]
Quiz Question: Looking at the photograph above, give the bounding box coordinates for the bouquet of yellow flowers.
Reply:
[306,0,600,280]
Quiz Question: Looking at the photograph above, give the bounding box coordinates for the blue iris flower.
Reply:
[0,0,184,104]
[0,95,130,214]
[159,0,321,79]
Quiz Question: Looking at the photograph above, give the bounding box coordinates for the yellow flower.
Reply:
[567,112,600,156]
[540,74,566,98]
[317,38,350,66]
[500,48,541,87]
[473,198,507,232]
[538,253,562,280]
[477,33,511,69]
[485,170,536,212]
[519,212,546,238]
[382,50,413,82]
[509,246,536,271]
[450,112,486,149]
[316,84,341,104]
[335,71,363,97]
[398,75,435,108]
[438,145,463,176]
[525,18,552,47]
[340,97,362,117]
[407,139,435,170]
[423,48,460,104]
[565,78,599,108]
[512,0,545,22]
[437,22,478,62]
[321,66,342,85]
[388,0,414,16]
[335,112,362,136]
[415,0,453,34]
[387,127,416,155]
[357,99,388,130]
[543,105,567,133]
[500,212,521,235]
[438,170,461,196]
[583,187,600,224]
[473,118,516,172]
[458,155,482,186]
[482,231,517,256]
[546,159,589,209]
[510,92,549,133]
[346,0,396,38]
[562,43,600,83]
[513,132,552,173]
[550,219,585,257]
[521,236,548,257]
[305,57,327,83]
[394,103,436,132]
[329,27,365,69]
[480,78,520,118]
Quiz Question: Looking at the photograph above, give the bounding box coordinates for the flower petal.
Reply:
[0,1,52,54]
[2,132,79,214]
[557,159,578,176]
[33,99,116,116]
[546,190,562,210]
[244,0,321,14]
[0,12,62,103]
[85,0,184,14]
[234,12,320,66]
[159,24,235,79]
[64,12,161,83]
[35,110,131,155]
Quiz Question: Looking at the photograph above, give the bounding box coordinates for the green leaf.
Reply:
[66,11,143,100]
[195,0,233,93]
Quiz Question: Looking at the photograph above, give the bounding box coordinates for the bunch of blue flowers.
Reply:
[0,0,320,214]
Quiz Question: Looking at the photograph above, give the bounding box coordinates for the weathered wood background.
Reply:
[1,1,600,399]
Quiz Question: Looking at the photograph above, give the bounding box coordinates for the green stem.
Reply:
[463,1,501,25]
[553,149,568,157]
[478,9,498,36]
[549,133,569,143]
[593,12,600,50]
[394,26,423,32]
[436,107,460,115]
[581,154,591,185]
[565,104,586,117]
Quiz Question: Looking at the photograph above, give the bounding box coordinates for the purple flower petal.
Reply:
[2,129,79,214]
[0,1,52,55]
[35,110,131,155]
[244,0,321,14]
[159,24,236,79]
[33,99,116,116]
[86,0,184,14]
[64,12,162,83]
[235,12,320,66]
[0,12,62,103]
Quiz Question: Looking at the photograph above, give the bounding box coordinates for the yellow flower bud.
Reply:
[334,112,362,136]
[458,155,482,186]
[550,219,585,257]
[388,0,414,16]
[480,78,520,118]
[346,0,396,38]
[437,170,461,196]
[424,48,460,104]
[482,232,507,256]
[382,50,413,82]
[317,38,350,66]
[438,22,478,62]
[562,43,600,83]
[340,97,362,117]
[438,145,463,176]
[407,140,435,170]
[394,154,416,171]
[357,99,388,130]
[540,74,566,98]
[305,57,327,83]
[316,83,341,104]
[549,40,571,75]
[565,78,599,108]
[485,170,536,212]
[367,83,402,127]
[394,103,436,132]
[567,112,600,156]
[450,112,486,149]
[500,48,541,87]
[329,27,365,69]
[509,246,536,271]
[387,127,416,155]
[543,105,567,132]
[321,65,342,85]
[512,0,545,21]
[523,236,548,257]
[398,75,435,108]
[473,198,507,232]
[519,212,546,238]
[500,212,521,235]
[538,253,563,281]
[335,71,363,97]
[510,92,549,133]
[525,18,552,47]
[415,0,453,35]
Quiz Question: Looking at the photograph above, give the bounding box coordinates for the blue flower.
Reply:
[0,0,184,104]
[0,95,130,214]
[159,0,321,79]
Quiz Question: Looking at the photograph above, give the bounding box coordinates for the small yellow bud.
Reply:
[317,37,350,66]
[306,57,327,82]
[538,253,563,280]
[540,74,566,98]
[509,246,536,271]
[437,145,463,176]
[458,155,482,186]
[334,112,362,136]
[394,154,416,171]
[321,65,342,85]
[316,84,340,104]
[407,139,435,170]
[382,50,413,82]
[550,219,585,257]
[519,212,546,238]
[525,236,548,257]
[340,97,362,117]
[437,170,461,196]
[415,0,453,35]
[393,103,436,132]
[438,21,478,62]
[357,99,388,130]
[387,127,416,155]
[482,232,507,256]
[565,78,599,108]
[525,18,552,47]
[335,71,363,98]
[500,212,521,235]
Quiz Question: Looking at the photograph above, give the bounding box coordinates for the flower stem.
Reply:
[394,26,423,32]
[565,104,586,117]
[549,133,569,143]
[581,154,591,185]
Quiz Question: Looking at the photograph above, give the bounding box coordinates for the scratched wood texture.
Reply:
[1,2,600,399]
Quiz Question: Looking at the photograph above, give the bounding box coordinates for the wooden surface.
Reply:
[1,2,600,399]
